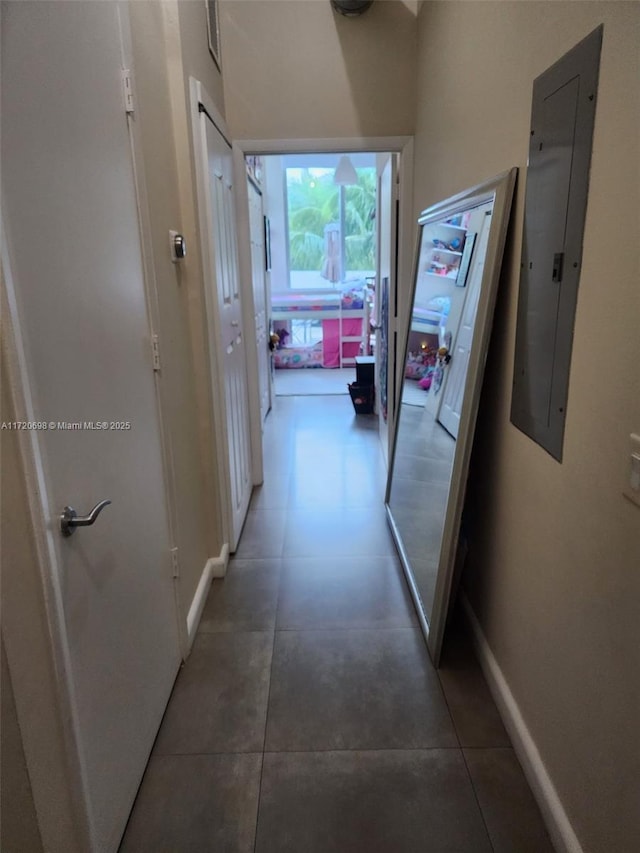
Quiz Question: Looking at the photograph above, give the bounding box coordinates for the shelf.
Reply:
[423,270,459,281]
[438,222,467,232]
[431,247,463,256]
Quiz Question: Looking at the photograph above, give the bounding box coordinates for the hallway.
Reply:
[119,395,553,853]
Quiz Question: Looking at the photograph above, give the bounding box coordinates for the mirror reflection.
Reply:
[386,170,516,665]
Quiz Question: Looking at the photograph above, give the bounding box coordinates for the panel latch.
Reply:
[552,252,564,283]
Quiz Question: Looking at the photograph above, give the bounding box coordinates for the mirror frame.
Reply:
[385,168,517,666]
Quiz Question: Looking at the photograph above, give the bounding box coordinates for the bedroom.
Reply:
[245,152,390,398]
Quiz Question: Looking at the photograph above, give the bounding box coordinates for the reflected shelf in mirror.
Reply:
[385,169,517,667]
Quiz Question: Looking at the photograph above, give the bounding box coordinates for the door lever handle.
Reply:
[60,500,111,537]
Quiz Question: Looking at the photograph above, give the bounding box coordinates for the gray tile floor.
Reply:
[120,395,554,853]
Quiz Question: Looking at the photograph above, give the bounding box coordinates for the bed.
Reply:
[410,296,451,347]
[405,296,451,384]
[271,287,368,369]
[273,340,324,369]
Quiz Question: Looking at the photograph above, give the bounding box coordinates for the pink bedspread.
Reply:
[273,342,324,369]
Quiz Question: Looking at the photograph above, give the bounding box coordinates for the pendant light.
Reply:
[334,154,358,186]
[331,0,374,17]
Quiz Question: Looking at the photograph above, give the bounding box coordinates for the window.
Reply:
[285,164,376,289]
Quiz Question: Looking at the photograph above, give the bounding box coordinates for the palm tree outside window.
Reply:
[286,162,376,290]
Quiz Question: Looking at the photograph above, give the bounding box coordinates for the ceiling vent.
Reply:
[331,0,374,17]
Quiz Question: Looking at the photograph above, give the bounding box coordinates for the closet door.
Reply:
[199,104,253,552]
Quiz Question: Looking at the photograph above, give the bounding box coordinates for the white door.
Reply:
[438,208,493,438]
[248,178,271,423]
[202,111,252,551]
[2,3,181,852]
[376,154,398,466]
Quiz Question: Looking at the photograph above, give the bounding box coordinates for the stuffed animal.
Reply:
[438,345,451,365]
[273,328,289,349]
[418,370,433,391]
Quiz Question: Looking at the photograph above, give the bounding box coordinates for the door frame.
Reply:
[232,136,414,466]
[245,175,272,425]
[232,151,266,488]
[375,152,399,466]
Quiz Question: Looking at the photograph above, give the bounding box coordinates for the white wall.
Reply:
[129,0,220,644]
[178,0,225,113]
[264,156,289,292]
[414,4,640,851]
[219,0,418,139]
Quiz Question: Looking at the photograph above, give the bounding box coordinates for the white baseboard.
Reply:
[186,544,229,648]
[460,591,583,853]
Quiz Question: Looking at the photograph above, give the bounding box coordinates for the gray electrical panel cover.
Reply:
[511,26,603,460]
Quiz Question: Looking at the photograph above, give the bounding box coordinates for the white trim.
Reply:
[461,591,584,853]
[391,141,413,460]
[233,146,264,489]
[185,545,230,648]
[235,136,413,155]
[195,79,232,146]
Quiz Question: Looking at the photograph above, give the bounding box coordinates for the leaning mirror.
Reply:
[385,169,517,666]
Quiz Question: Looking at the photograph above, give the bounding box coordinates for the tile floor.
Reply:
[273,366,355,396]
[119,395,554,853]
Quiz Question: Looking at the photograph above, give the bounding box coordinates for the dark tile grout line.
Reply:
[201,626,419,634]
[116,647,190,850]
[251,559,284,853]
[436,622,498,853]
[153,745,474,759]
[459,743,498,853]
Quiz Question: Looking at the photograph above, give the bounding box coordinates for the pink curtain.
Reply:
[322,319,362,368]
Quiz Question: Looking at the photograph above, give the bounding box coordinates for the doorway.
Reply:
[237,143,411,472]
[248,152,380,401]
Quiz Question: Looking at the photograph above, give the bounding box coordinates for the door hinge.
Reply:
[121,69,135,114]
[170,547,179,579]
[151,334,161,371]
